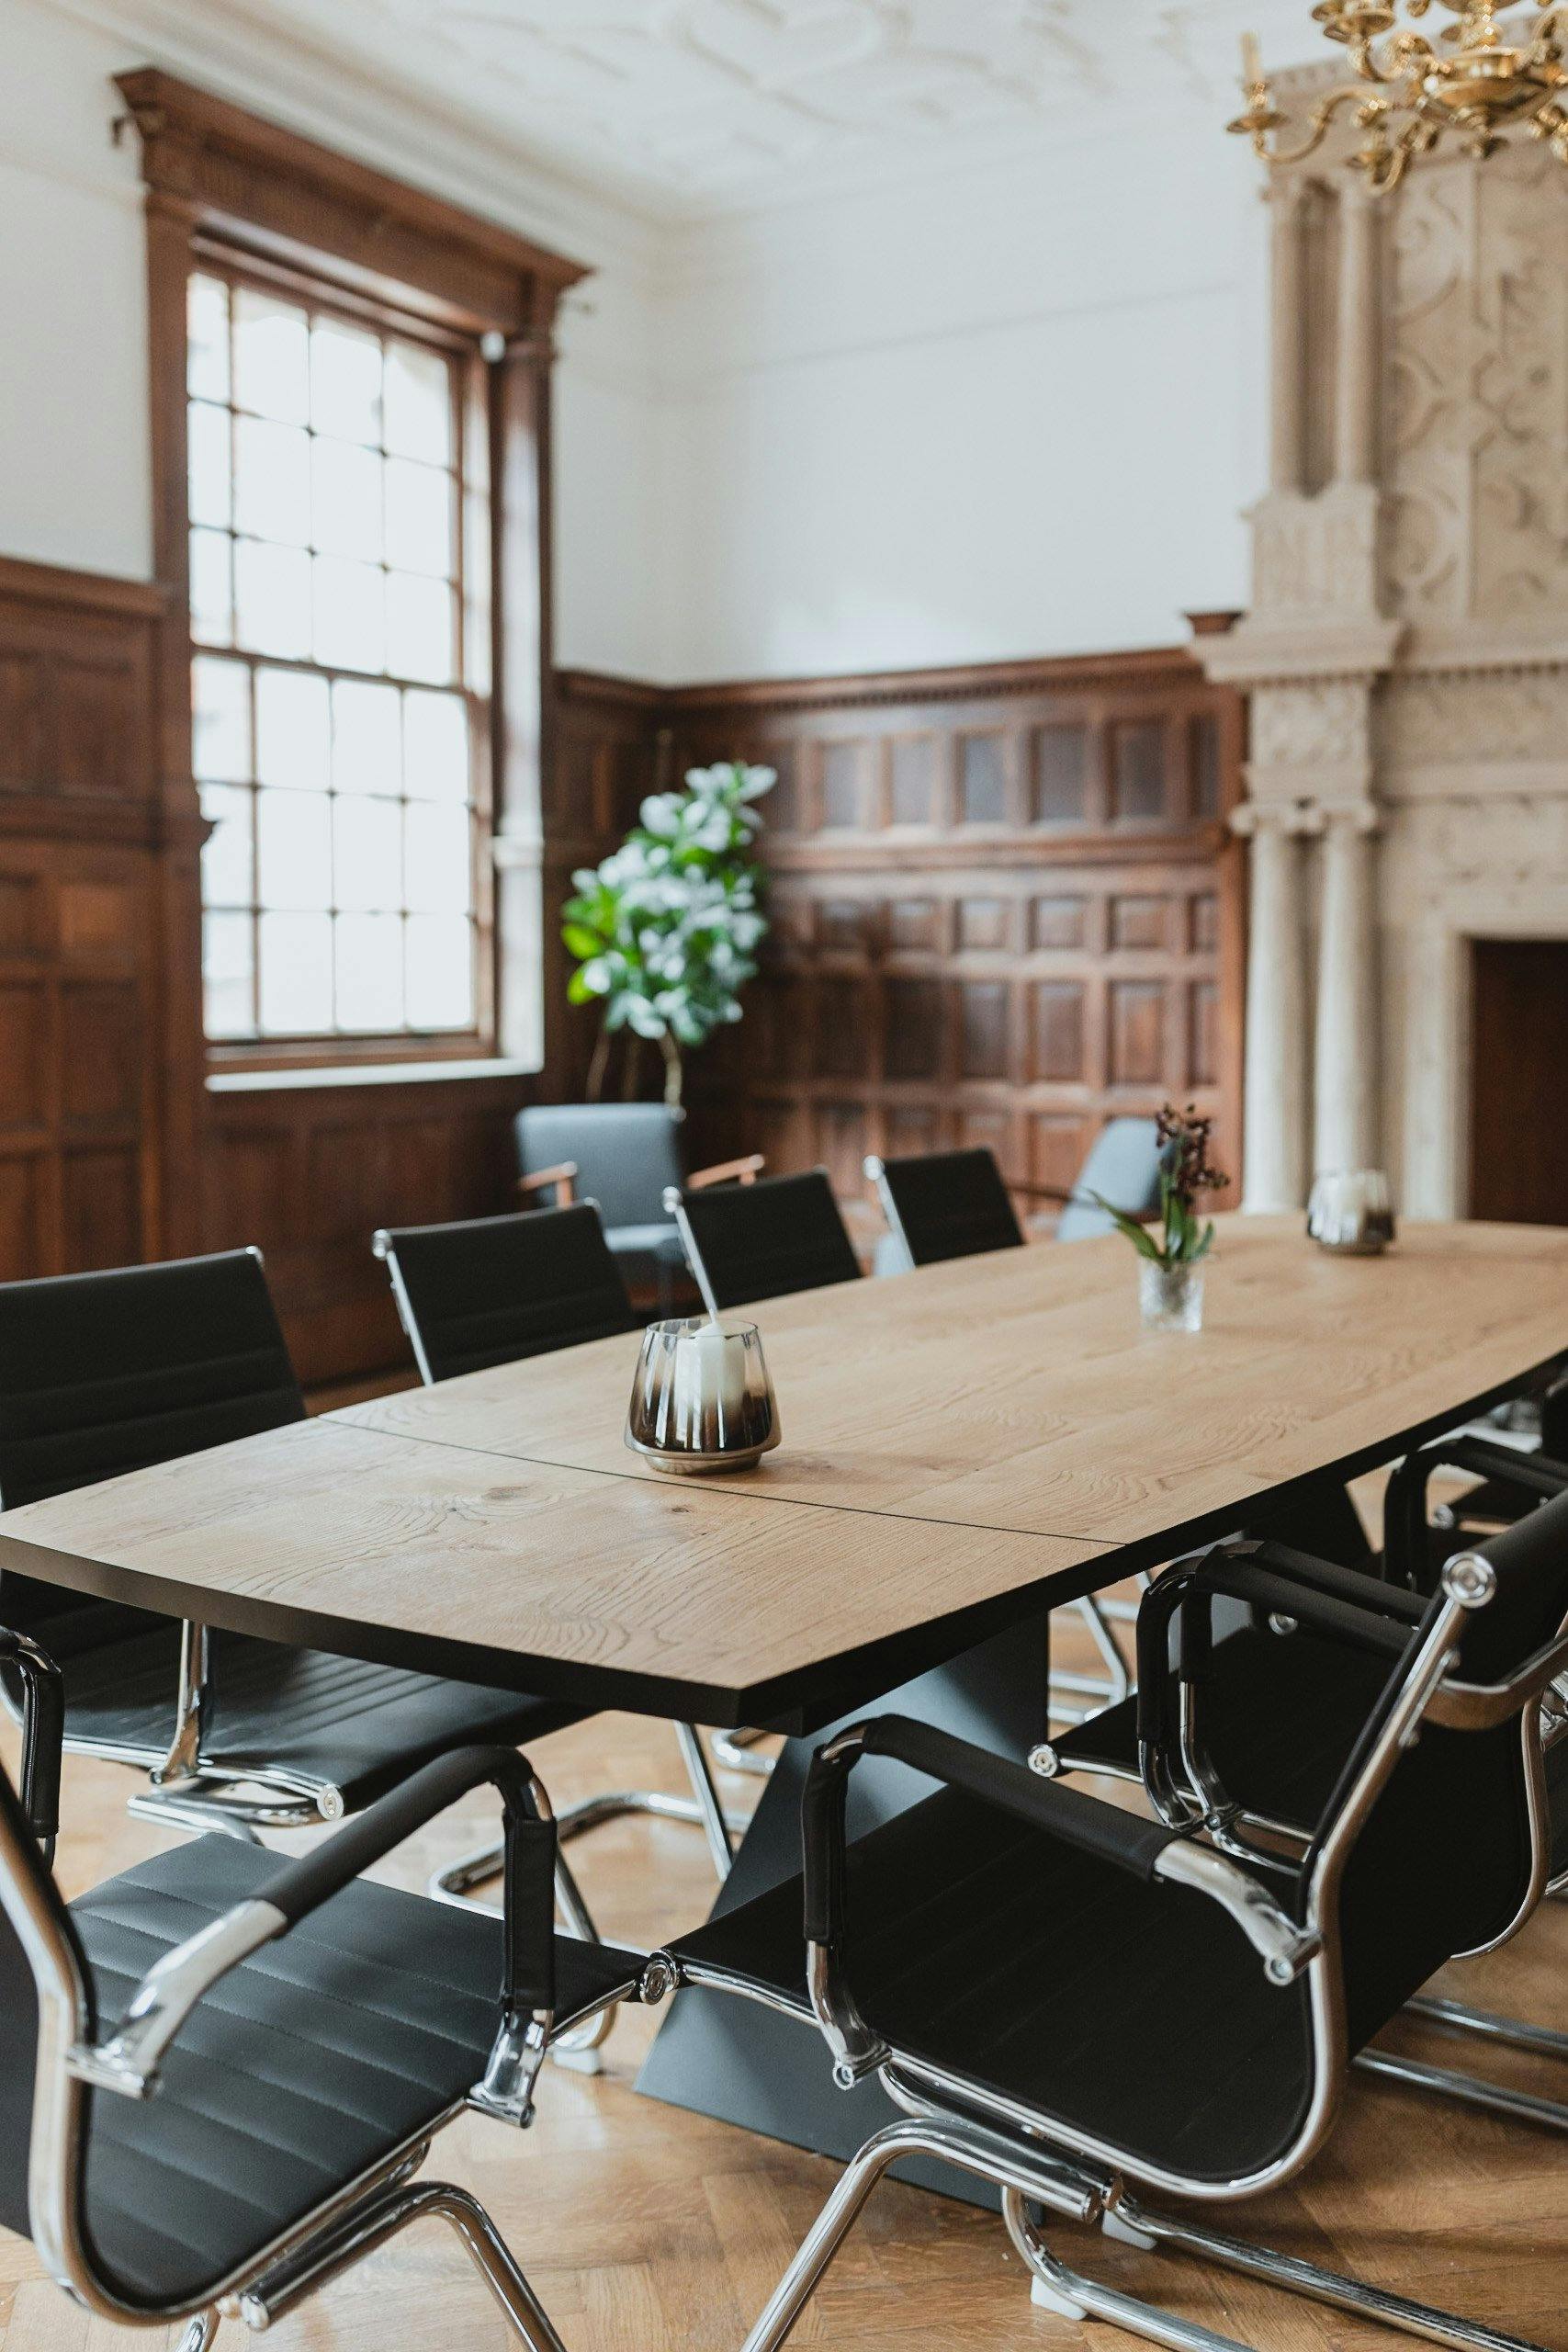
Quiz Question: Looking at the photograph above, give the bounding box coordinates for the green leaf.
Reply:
[562,923,605,960]
[1087,1192,1164,1262]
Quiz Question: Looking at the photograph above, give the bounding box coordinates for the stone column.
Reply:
[1270,182,1311,494]
[1334,187,1380,485]
[1314,800,1382,1177]
[1232,802,1315,1211]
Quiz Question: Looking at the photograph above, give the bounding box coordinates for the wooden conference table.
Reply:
[2,1214,1567,2175]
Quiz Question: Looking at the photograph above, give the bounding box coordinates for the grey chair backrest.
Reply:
[1056,1117,1165,1244]
[515,1104,687,1231]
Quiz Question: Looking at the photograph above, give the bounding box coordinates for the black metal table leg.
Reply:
[636,1614,1050,2202]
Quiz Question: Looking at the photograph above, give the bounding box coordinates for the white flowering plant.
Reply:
[563,759,776,1104]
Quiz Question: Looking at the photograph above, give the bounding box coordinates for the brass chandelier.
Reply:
[1229,3,1568,191]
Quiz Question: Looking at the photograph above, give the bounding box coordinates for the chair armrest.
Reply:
[1007,1180,1158,1224]
[799,1713,1316,2084]
[1133,1540,1423,1833]
[70,1745,557,2108]
[517,1161,579,1205]
[687,1154,765,1190]
[1384,1435,1568,1588]
[0,1627,63,1861]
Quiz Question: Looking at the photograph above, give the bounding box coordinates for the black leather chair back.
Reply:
[377,1204,637,1385]
[0,1250,306,1646]
[875,1148,1024,1268]
[676,1170,861,1313]
[1542,1371,1568,1458]
[516,1104,687,1231]
[1314,1487,1568,2051]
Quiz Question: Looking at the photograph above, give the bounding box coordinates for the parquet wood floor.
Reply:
[3,1616,1564,2352]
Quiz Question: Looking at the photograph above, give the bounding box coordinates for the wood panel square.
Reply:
[1190,978,1219,1088]
[60,1147,142,1272]
[1110,720,1167,822]
[958,733,1008,824]
[1109,895,1170,952]
[0,874,43,956]
[815,978,869,1080]
[959,981,1010,1080]
[60,980,141,1127]
[0,654,45,790]
[889,736,936,825]
[1190,892,1219,954]
[957,897,1010,952]
[885,978,944,1081]
[887,899,941,953]
[1032,895,1088,951]
[1032,981,1085,1083]
[1031,1114,1092,1194]
[1031,724,1089,824]
[884,1104,942,1159]
[0,1156,42,1281]
[1108,979,1166,1085]
[0,982,48,1130]
[817,900,869,954]
[53,658,137,799]
[58,881,141,956]
[815,1100,867,1195]
[819,741,865,830]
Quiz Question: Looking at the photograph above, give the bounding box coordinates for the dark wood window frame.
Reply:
[117,69,587,1080]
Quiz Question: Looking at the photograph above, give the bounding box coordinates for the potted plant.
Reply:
[563,760,775,1106]
[1094,1103,1230,1332]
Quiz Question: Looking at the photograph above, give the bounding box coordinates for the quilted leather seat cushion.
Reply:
[674,1785,1317,2188]
[1053,1623,1393,1832]
[59,1836,642,2309]
[55,1630,584,1814]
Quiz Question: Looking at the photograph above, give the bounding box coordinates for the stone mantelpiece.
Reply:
[1200,85,1568,1218]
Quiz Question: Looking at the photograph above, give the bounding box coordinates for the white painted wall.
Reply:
[0,0,1269,683]
[649,123,1269,682]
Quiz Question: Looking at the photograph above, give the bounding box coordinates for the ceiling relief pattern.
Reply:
[232,0,1293,211]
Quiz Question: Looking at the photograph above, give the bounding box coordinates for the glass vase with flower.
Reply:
[1092,1103,1230,1333]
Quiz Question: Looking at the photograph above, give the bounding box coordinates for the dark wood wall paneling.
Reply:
[0,560,167,1283]
[558,648,1247,1206]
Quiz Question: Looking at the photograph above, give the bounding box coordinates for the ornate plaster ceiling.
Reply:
[178,0,1318,218]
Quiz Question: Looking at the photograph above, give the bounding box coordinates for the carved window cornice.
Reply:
[115,67,588,335]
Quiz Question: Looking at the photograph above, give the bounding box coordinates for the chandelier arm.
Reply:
[1348,30,1434,87]
[1249,82,1381,165]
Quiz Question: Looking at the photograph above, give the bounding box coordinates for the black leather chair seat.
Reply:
[44,1837,644,2308]
[1053,1623,1394,1831]
[673,1786,1319,2187]
[54,1631,584,1814]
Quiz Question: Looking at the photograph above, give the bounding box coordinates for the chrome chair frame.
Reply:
[372,1221,745,1909]
[1081,1527,1568,2142]
[679,1555,1564,2352]
[0,1696,667,2351]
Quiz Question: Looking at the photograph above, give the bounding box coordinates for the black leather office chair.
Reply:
[0,1645,659,2352]
[1044,1429,1568,2138]
[515,1102,761,1312]
[0,1252,583,1845]
[864,1147,1025,1268]
[666,1167,862,1316]
[671,1498,1568,2352]
[373,1204,744,1891]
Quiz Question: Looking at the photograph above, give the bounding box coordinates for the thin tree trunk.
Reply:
[621,1036,642,1101]
[659,1031,683,1107]
[586,1023,612,1102]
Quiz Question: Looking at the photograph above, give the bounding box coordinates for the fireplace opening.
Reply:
[1470,939,1568,1226]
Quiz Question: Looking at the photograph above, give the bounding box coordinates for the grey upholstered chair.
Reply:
[514,1102,761,1311]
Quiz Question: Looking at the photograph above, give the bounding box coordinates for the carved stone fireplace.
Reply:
[1201,64,1568,1222]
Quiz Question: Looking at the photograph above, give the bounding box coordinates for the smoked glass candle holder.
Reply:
[625,1318,781,1475]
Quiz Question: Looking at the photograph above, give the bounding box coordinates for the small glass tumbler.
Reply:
[1139,1261,1205,1334]
[625,1318,781,1474]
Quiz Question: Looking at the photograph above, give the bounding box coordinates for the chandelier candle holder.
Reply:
[1231,5,1568,192]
